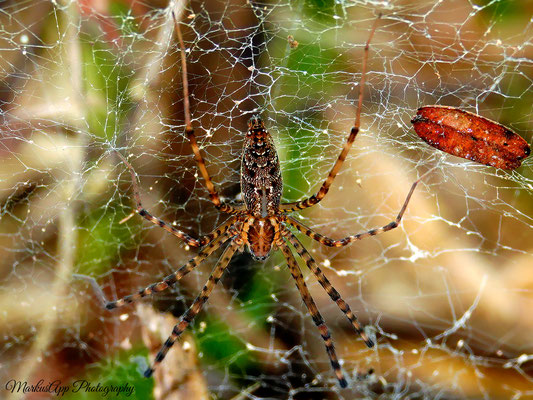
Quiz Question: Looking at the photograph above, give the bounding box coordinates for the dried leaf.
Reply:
[411,106,530,170]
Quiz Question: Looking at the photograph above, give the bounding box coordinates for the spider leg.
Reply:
[284,231,374,348]
[144,237,240,378]
[76,228,233,310]
[281,15,381,213]
[279,240,348,388]
[284,173,421,247]
[173,12,241,215]
[108,228,234,310]
[115,150,235,247]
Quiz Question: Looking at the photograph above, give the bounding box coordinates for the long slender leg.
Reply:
[115,150,236,247]
[173,13,241,215]
[285,231,374,348]
[108,230,234,310]
[279,241,347,388]
[75,230,233,310]
[144,238,239,378]
[284,172,422,247]
[281,15,381,213]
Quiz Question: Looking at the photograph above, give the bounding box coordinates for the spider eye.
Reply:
[248,115,264,129]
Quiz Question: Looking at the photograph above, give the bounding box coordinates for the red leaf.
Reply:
[411,106,530,170]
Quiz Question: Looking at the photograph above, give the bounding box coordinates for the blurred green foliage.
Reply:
[109,1,140,36]
[302,0,336,22]
[277,42,347,201]
[196,314,261,377]
[80,38,133,141]
[80,0,139,142]
[76,206,140,276]
[477,0,527,21]
[62,347,153,400]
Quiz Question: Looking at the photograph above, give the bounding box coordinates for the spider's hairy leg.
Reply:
[281,14,382,213]
[144,237,240,378]
[284,170,423,247]
[75,227,233,311]
[114,150,224,246]
[279,241,348,388]
[172,12,242,215]
[285,232,374,348]
[104,225,235,310]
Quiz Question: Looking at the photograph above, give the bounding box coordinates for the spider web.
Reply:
[1,0,532,399]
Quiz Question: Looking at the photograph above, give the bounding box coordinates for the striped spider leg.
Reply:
[279,240,349,387]
[144,234,242,377]
[78,8,428,389]
[73,227,234,310]
[280,13,381,214]
[283,167,426,247]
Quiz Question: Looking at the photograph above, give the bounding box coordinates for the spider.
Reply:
[90,11,426,388]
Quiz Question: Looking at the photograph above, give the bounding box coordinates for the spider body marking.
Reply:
[240,115,283,260]
[87,11,429,388]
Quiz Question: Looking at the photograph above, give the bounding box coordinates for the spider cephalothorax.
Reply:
[93,12,426,388]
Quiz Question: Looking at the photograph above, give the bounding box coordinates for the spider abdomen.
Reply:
[241,116,282,218]
[246,218,277,260]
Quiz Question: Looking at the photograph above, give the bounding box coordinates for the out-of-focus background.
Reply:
[0,0,532,399]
